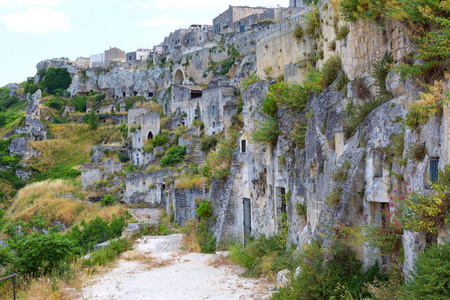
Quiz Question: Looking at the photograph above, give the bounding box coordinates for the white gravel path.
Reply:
[81,234,268,300]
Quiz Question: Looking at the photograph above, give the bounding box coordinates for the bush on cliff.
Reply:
[40,67,72,94]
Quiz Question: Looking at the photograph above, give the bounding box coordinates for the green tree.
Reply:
[41,67,72,94]
[84,110,100,130]
[402,242,450,299]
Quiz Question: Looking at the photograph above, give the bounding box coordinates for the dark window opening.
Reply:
[241,140,246,153]
[148,92,154,97]
[212,122,215,127]
[148,131,153,140]
[430,158,439,183]
[138,138,140,142]
[190,90,202,98]
[122,92,126,97]
[162,184,166,190]
[134,91,138,96]
[96,110,100,114]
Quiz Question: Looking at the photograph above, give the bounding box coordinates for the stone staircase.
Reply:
[192,139,206,164]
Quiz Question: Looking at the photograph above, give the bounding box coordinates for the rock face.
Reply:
[25,90,46,141]
[8,137,40,160]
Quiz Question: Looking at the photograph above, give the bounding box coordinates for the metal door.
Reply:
[243,198,251,238]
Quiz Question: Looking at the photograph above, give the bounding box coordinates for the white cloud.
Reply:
[0,0,60,7]
[1,7,70,33]
[140,14,186,27]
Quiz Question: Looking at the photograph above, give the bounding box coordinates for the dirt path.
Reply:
[81,234,269,300]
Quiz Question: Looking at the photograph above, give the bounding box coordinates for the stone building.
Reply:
[89,47,126,68]
[81,158,122,188]
[126,48,152,63]
[125,169,173,206]
[127,108,161,168]
[169,83,237,136]
[213,6,268,34]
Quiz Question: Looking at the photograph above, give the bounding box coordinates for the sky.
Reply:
[0,0,284,87]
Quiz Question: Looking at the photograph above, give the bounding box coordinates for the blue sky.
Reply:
[0,0,284,87]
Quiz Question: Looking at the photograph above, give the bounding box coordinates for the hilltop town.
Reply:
[0,0,449,298]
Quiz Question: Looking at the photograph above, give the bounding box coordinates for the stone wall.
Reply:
[81,159,122,188]
[256,11,312,80]
[174,188,204,225]
[104,47,126,68]
[169,85,236,136]
[125,169,173,204]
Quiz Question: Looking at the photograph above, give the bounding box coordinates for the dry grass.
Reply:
[123,250,173,270]
[175,173,208,190]
[207,253,231,268]
[28,123,122,172]
[181,219,201,253]
[5,179,126,226]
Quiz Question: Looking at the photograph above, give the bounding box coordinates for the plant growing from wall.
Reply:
[405,142,427,162]
[345,98,384,135]
[305,3,321,38]
[372,51,394,100]
[331,160,351,182]
[335,25,350,40]
[321,55,342,89]
[291,121,308,149]
[400,179,450,234]
[251,117,280,145]
[326,187,343,207]
[293,25,305,40]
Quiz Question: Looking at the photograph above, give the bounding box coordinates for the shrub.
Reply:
[326,187,343,207]
[40,67,72,94]
[321,55,342,89]
[345,98,384,135]
[241,74,260,91]
[402,242,450,299]
[291,122,307,149]
[328,39,337,51]
[152,134,169,147]
[229,233,291,277]
[118,152,129,163]
[251,117,279,145]
[296,202,307,217]
[293,25,304,40]
[372,51,394,100]
[159,145,186,167]
[405,142,427,162]
[72,96,87,112]
[405,77,449,131]
[46,97,64,111]
[1,216,75,276]
[335,25,350,40]
[200,135,219,154]
[101,194,119,206]
[305,4,321,38]
[83,238,133,267]
[273,239,385,299]
[33,163,81,181]
[84,111,100,130]
[331,160,351,182]
[68,215,128,254]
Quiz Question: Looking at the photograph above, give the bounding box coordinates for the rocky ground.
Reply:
[81,234,270,300]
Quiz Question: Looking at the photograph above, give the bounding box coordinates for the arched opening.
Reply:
[174,69,184,85]
[148,131,153,140]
